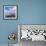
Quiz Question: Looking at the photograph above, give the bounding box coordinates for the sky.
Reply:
[4,6,17,15]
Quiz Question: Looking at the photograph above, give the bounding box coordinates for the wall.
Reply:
[20,0,46,24]
[0,0,19,44]
[0,0,46,44]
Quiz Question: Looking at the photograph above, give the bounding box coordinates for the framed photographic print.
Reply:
[3,5,17,20]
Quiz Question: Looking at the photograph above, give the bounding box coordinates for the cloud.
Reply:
[4,6,17,15]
